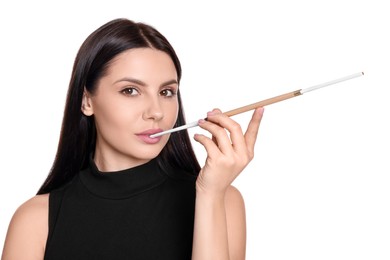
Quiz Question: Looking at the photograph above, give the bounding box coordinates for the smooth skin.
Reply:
[1,48,264,260]
[192,107,263,260]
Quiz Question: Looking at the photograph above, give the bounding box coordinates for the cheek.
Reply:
[93,100,138,135]
[169,101,180,127]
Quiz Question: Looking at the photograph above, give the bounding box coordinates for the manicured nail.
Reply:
[207,110,217,116]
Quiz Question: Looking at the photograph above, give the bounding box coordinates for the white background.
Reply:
[1,0,389,259]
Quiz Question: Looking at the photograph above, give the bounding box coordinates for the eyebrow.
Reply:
[114,77,178,87]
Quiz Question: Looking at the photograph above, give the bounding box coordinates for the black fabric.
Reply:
[44,158,197,260]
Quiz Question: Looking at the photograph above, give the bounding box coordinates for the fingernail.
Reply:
[207,110,217,116]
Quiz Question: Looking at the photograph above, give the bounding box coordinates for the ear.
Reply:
[81,89,94,116]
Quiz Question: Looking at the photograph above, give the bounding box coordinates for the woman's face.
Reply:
[84,48,179,171]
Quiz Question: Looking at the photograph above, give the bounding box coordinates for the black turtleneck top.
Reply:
[43,158,197,260]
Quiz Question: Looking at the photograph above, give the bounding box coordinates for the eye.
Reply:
[160,88,176,97]
[121,87,139,96]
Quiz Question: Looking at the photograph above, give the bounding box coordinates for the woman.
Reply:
[2,18,264,260]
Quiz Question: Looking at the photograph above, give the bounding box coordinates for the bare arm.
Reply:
[1,194,49,260]
[192,108,264,260]
[192,185,246,260]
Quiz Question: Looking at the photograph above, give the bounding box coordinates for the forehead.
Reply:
[105,48,177,81]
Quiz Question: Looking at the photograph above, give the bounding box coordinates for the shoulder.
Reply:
[2,194,49,260]
[10,194,49,228]
[224,185,246,258]
[224,185,246,225]
[225,185,245,210]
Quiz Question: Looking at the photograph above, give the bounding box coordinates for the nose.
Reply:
[142,97,164,121]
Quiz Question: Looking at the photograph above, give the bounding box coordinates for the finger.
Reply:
[193,133,221,158]
[206,109,246,153]
[244,107,264,155]
[198,116,234,155]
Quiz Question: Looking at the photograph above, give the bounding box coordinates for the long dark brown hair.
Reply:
[37,18,200,194]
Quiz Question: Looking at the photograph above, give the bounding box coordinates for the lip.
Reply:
[136,128,163,144]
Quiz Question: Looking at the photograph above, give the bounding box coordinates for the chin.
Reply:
[131,147,163,161]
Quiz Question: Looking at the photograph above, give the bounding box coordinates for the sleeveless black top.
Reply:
[44,158,197,260]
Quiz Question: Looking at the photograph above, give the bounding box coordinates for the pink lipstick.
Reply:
[136,129,163,144]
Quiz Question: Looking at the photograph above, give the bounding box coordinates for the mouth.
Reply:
[136,128,163,144]
[137,128,163,136]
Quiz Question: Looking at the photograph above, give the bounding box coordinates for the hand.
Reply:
[194,107,264,196]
